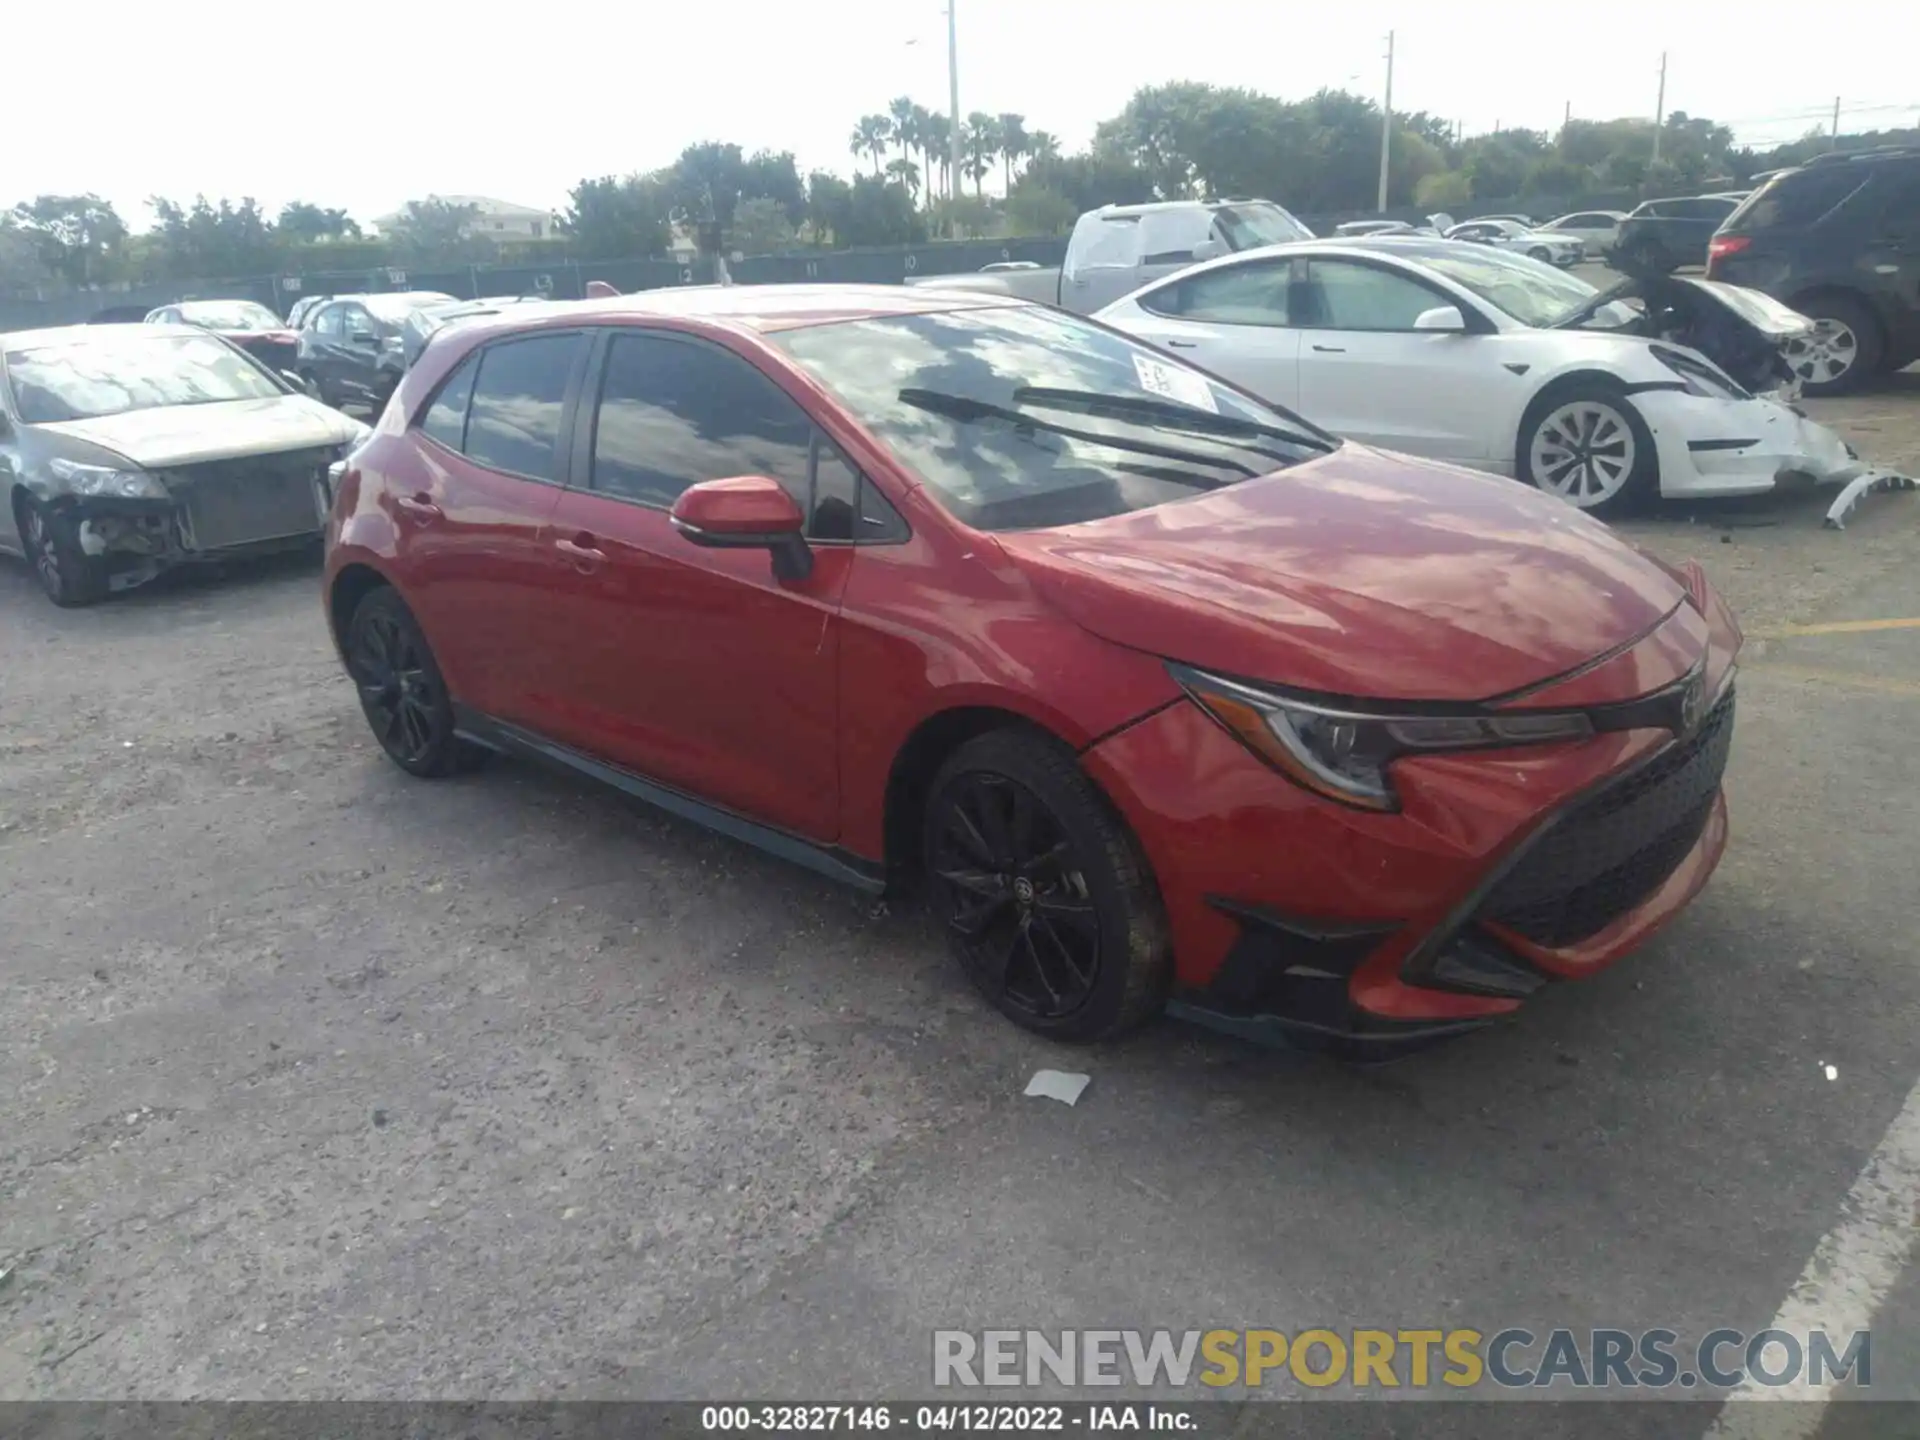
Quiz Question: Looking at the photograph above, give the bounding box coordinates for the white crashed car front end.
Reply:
[1571,275,1914,528]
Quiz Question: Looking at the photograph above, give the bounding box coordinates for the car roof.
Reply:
[2,322,207,348]
[448,283,1024,341]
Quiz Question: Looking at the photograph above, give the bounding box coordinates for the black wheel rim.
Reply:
[349,610,440,763]
[931,772,1100,1020]
[24,507,62,595]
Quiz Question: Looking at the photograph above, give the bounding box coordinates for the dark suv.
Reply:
[1611,195,1742,274]
[1706,147,1920,395]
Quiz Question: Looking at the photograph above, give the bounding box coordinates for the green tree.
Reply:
[1414,170,1471,210]
[888,96,918,168]
[741,149,807,228]
[806,171,854,245]
[276,201,361,243]
[924,111,954,203]
[729,197,795,256]
[9,194,128,285]
[562,175,671,259]
[148,195,277,279]
[996,112,1029,194]
[385,198,491,264]
[671,141,748,227]
[850,115,890,176]
[1004,185,1077,236]
[963,111,997,197]
[886,157,922,206]
[841,175,924,248]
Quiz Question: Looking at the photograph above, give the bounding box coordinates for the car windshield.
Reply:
[1212,203,1315,247]
[1411,246,1601,328]
[771,304,1333,533]
[363,292,456,322]
[4,332,286,424]
[179,301,283,331]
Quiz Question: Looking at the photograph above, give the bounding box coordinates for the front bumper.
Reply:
[1639,390,1916,526]
[1083,597,1741,1061]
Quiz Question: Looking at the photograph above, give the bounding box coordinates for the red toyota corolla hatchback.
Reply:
[321,285,1740,1060]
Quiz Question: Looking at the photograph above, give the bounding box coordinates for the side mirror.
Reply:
[1413,305,1468,333]
[670,475,812,582]
[1190,239,1226,262]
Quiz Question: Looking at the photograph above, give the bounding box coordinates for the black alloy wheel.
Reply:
[923,729,1170,1040]
[18,496,108,607]
[345,587,484,777]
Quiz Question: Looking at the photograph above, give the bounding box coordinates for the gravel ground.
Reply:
[1,367,1917,1428]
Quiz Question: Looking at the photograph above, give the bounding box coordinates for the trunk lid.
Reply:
[996,445,1686,703]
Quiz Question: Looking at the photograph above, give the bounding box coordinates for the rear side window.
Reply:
[1875,169,1920,227]
[462,333,585,481]
[1145,261,1293,325]
[418,354,478,450]
[1726,169,1869,231]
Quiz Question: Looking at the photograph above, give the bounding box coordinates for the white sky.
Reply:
[12,0,1917,227]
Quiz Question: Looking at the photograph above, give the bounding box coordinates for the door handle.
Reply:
[554,535,606,573]
[395,493,441,521]
[1312,344,1346,353]
[1163,339,1198,349]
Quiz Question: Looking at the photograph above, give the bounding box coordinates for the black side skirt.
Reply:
[452,704,887,895]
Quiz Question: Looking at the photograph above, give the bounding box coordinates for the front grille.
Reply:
[167,448,330,551]
[1480,689,1735,947]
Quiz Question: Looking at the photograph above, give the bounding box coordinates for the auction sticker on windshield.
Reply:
[1131,353,1218,414]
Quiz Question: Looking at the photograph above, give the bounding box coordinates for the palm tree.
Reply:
[964,112,997,198]
[888,96,917,167]
[850,115,890,176]
[885,157,922,206]
[925,112,954,203]
[996,112,1029,194]
[1027,130,1061,164]
[910,102,936,209]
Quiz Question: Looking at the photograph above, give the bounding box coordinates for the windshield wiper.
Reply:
[897,388,1269,481]
[1013,386,1333,456]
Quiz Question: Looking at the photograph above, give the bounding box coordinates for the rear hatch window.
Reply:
[1723,168,1869,233]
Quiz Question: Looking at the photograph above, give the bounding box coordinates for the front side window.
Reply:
[461,333,585,480]
[1398,245,1596,328]
[589,333,834,525]
[1138,209,1211,264]
[5,333,286,424]
[771,304,1331,533]
[1068,218,1142,274]
[314,305,345,339]
[1304,260,1448,331]
[1146,261,1293,325]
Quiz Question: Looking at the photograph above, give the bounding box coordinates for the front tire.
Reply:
[1516,382,1658,517]
[17,495,109,608]
[344,586,487,777]
[1784,293,1882,396]
[923,729,1170,1041]
[1527,246,1551,263]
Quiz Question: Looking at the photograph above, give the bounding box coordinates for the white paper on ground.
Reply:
[1024,1069,1092,1106]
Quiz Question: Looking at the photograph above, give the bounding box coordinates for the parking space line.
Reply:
[1702,1076,1920,1438]
[1754,618,1920,638]
[1744,663,1920,699]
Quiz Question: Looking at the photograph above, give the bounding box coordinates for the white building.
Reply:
[376,194,554,240]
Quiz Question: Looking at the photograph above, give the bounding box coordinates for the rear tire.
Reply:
[344,586,489,778]
[1785,293,1883,397]
[16,495,109,608]
[923,728,1170,1041]
[1516,381,1658,517]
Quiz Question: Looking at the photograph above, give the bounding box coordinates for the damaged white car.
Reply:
[1,325,368,606]
[1098,236,1912,526]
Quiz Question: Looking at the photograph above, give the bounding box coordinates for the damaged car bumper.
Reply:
[1639,389,1916,527]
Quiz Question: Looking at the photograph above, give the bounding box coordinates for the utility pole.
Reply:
[1376,29,1394,212]
[1832,95,1842,147]
[1563,100,1571,138]
[947,1,963,234]
[1650,51,1668,164]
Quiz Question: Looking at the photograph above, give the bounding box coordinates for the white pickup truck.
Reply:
[906,199,1316,313]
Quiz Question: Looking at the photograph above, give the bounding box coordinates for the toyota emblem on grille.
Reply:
[1678,672,1707,735]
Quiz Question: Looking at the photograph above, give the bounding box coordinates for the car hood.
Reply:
[35,396,363,469]
[994,445,1687,703]
[1558,273,1813,343]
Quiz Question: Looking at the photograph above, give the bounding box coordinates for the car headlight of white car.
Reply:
[1650,345,1749,401]
[47,458,170,500]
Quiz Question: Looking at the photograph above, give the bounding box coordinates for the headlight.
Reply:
[47,458,169,501]
[1169,664,1594,811]
[1651,345,1749,400]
